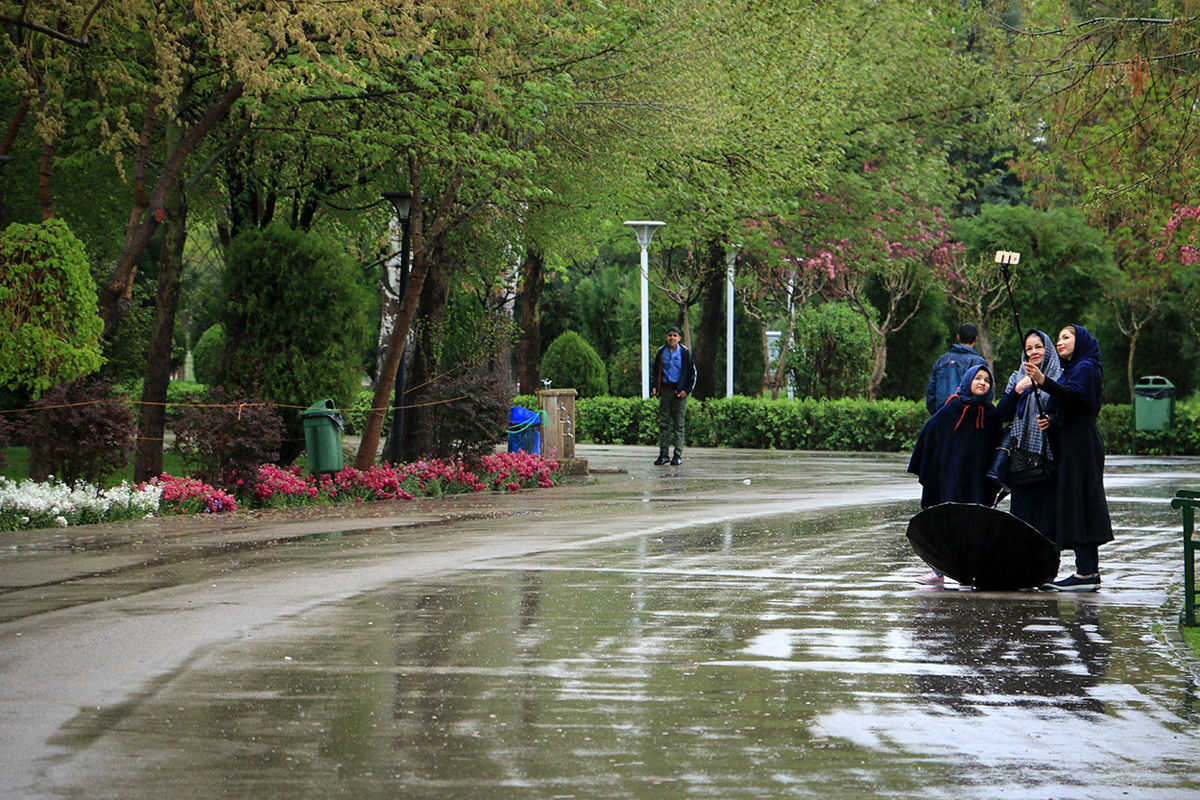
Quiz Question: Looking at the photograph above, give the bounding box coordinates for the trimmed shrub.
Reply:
[0,219,104,395]
[219,224,373,461]
[16,378,135,485]
[560,393,1199,455]
[575,395,928,452]
[192,323,225,386]
[541,331,608,398]
[170,386,285,491]
[788,301,871,398]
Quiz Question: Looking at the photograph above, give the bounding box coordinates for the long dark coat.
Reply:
[1040,325,1113,551]
[995,329,1062,542]
[908,364,1004,509]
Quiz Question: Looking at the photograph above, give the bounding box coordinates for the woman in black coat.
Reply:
[995,329,1062,542]
[908,364,1004,584]
[1023,324,1114,592]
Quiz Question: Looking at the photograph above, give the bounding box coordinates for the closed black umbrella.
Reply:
[906,502,1059,590]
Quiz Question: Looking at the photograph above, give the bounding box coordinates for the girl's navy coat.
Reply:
[1038,324,1114,551]
[908,364,1003,509]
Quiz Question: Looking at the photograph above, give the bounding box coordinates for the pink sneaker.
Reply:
[917,570,945,586]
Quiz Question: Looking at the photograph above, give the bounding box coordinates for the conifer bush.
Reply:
[540,331,608,398]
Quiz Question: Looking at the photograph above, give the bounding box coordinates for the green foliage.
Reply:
[1101,397,1200,456]
[345,388,383,437]
[192,323,225,386]
[416,292,518,461]
[541,330,608,398]
[218,225,373,460]
[0,219,104,395]
[606,344,640,399]
[95,281,155,385]
[405,289,518,460]
[789,302,871,399]
[165,380,209,426]
[952,204,1114,341]
[16,378,135,486]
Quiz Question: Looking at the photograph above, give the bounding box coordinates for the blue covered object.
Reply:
[507,406,542,455]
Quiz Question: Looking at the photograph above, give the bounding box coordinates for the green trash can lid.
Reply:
[302,398,345,429]
[1134,375,1175,398]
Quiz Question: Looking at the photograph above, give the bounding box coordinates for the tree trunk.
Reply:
[767,316,796,400]
[401,243,449,461]
[99,82,244,336]
[1126,330,1138,403]
[691,238,725,399]
[517,246,544,394]
[134,145,187,482]
[867,330,888,400]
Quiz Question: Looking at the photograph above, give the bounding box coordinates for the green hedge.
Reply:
[509,393,1200,455]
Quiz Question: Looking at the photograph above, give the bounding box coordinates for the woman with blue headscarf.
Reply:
[908,363,1004,585]
[995,329,1062,541]
[1024,324,1114,591]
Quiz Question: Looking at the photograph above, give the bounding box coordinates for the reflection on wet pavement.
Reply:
[44,484,1200,799]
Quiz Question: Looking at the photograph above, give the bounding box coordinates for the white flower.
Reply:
[55,516,68,527]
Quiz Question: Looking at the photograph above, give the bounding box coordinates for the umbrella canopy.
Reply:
[906,502,1059,590]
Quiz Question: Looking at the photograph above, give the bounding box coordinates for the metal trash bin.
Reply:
[1134,375,1175,431]
[302,398,345,475]
[507,406,542,455]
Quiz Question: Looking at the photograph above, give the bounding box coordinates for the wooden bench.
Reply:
[1173,489,1200,626]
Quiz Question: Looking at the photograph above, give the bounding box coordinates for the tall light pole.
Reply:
[726,244,740,398]
[382,191,412,465]
[623,221,665,399]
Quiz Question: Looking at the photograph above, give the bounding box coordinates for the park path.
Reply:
[2,446,1199,798]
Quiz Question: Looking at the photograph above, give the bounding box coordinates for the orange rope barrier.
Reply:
[0,394,472,417]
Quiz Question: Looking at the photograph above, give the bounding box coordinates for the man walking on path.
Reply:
[651,326,697,465]
[926,323,987,415]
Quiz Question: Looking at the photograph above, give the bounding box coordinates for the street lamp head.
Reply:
[623,220,665,249]
[382,191,412,221]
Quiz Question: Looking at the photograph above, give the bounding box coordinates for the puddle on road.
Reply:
[48,500,1200,799]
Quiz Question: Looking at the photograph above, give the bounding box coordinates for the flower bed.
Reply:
[0,451,562,531]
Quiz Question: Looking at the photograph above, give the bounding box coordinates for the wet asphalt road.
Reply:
[2,446,1200,799]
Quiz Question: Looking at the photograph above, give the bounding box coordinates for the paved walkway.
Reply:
[2,446,1200,798]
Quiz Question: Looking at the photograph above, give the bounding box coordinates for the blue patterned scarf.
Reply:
[1003,329,1062,456]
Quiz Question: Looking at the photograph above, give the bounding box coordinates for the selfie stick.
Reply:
[994,250,1046,416]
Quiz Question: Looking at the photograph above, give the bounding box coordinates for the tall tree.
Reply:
[996,2,1200,396]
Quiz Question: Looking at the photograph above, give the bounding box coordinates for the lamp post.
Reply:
[623,220,665,399]
[725,244,740,398]
[382,191,412,465]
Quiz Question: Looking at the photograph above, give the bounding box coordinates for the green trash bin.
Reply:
[302,398,345,475]
[1134,375,1175,431]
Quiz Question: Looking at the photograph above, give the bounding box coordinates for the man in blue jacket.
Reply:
[650,326,697,465]
[925,323,987,415]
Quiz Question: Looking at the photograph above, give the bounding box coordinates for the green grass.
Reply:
[1183,624,1200,657]
[1,446,189,486]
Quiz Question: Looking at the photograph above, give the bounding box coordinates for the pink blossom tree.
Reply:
[817,191,961,399]
[738,205,842,399]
